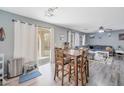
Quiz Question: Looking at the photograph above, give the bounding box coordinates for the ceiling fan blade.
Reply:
[105,28,113,31]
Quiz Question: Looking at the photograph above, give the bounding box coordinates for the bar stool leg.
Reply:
[68,64,71,82]
[80,67,84,86]
[61,65,64,86]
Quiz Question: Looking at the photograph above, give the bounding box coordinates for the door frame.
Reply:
[49,28,55,64]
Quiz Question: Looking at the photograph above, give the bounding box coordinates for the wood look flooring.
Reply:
[4,57,124,86]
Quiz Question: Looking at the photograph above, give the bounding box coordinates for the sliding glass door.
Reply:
[37,27,50,65]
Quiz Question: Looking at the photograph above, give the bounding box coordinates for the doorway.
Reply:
[37,27,51,65]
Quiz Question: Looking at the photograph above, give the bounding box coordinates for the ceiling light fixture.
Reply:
[45,7,58,17]
[98,26,104,33]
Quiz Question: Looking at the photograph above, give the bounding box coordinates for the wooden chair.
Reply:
[68,49,89,85]
[80,49,89,84]
[77,49,87,85]
[54,48,71,85]
[85,49,89,78]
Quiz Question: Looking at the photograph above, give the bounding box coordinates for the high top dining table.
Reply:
[64,49,81,86]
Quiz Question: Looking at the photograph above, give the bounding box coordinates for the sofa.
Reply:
[87,45,115,56]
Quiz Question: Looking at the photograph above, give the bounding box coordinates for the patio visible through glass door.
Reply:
[38,27,50,65]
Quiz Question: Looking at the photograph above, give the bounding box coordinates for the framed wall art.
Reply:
[119,33,124,40]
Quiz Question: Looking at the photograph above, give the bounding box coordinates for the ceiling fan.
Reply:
[98,26,112,33]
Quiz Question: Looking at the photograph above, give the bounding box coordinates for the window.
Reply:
[68,31,80,48]
[74,32,80,47]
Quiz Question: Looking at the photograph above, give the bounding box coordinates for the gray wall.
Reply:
[0,10,74,62]
[86,31,124,50]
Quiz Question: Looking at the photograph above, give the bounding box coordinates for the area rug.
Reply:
[106,57,113,65]
[19,70,42,83]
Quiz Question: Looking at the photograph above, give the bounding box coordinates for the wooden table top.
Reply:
[64,49,80,57]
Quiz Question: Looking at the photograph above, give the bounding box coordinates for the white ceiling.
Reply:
[1,7,124,33]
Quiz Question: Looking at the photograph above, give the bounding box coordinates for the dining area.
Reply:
[54,42,89,86]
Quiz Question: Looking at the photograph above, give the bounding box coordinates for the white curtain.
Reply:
[67,31,71,48]
[71,33,75,48]
[74,32,80,47]
[82,34,86,46]
[14,20,21,58]
[14,20,37,63]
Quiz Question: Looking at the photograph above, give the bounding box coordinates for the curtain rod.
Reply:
[12,19,51,29]
[12,19,34,26]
